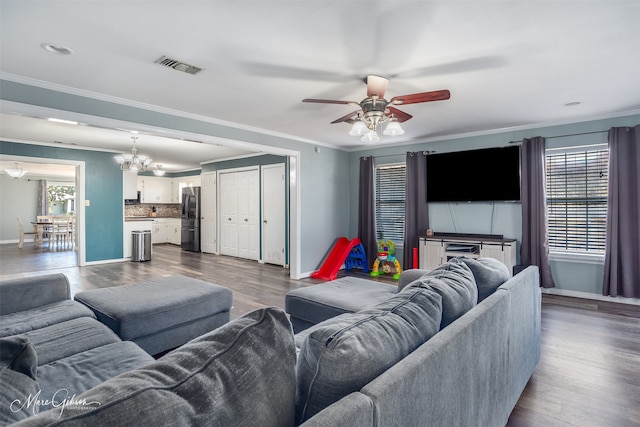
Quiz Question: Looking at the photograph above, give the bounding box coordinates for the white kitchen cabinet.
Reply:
[123,171,138,200]
[151,219,167,244]
[123,220,152,258]
[173,175,202,203]
[166,218,181,245]
[139,176,173,204]
[419,236,517,274]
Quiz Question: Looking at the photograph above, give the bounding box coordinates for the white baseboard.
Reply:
[542,288,640,306]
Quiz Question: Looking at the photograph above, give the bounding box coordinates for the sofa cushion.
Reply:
[36,341,154,411]
[0,336,39,425]
[19,317,121,366]
[458,257,511,302]
[295,286,442,424]
[0,300,96,338]
[17,307,296,427]
[407,259,477,328]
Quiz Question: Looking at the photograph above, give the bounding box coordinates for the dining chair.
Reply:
[49,216,70,250]
[16,217,38,249]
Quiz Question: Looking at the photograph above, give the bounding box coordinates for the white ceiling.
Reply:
[1,1,639,173]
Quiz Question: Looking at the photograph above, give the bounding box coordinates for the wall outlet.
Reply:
[85,200,90,206]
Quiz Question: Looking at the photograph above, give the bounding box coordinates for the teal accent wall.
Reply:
[0,141,124,261]
[348,114,640,296]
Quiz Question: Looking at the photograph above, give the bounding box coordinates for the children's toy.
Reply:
[370,240,402,280]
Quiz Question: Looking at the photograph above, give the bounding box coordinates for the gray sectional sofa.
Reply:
[1,258,540,426]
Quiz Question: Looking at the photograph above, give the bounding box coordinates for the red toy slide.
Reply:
[311,237,362,281]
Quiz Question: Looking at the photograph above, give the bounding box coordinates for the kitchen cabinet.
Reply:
[123,171,138,200]
[151,219,167,244]
[123,220,152,258]
[138,176,172,203]
[173,175,202,203]
[166,218,181,245]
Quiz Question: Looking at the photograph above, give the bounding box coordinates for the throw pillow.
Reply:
[407,259,477,328]
[458,257,511,302]
[17,307,296,427]
[0,336,39,425]
[296,286,442,423]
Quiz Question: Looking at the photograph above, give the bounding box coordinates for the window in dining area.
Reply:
[47,183,76,215]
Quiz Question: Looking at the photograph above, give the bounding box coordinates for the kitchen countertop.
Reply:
[124,217,180,221]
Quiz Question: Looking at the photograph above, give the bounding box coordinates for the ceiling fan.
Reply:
[303,75,450,142]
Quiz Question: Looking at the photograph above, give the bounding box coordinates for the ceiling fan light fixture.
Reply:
[4,162,27,179]
[361,130,381,143]
[383,120,405,136]
[349,121,368,136]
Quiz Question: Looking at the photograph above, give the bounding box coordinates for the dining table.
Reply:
[31,221,53,248]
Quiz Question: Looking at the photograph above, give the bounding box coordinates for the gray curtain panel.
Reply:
[358,156,378,269]
[403,151,429,270]
[520,137,555,288]
[37,180,48,216]
[603,125,640,298]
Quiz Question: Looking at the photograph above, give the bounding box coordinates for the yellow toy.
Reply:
[370,240,402,280]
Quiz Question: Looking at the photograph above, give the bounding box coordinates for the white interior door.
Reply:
[261,164,286,266]
[201,172,217,254]
[219,172,239,257]
[238,169,260,260]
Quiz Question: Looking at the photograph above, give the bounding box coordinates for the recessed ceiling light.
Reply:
[41,43,74,55]
[564,101,582,107]
[47,118,78,125]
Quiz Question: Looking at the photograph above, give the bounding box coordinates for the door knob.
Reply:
[244,218,248,222]
[263,220,268,224]
[228,218,232,221]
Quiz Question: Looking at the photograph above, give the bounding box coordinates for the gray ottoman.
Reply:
[74,275,233,356]
[285,277,397,333]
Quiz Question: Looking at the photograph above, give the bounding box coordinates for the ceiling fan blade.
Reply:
[331,110,361,124]
[303,98,358,105]
[366,75,389,98]
[390,90,450,105]
[386,106,412,123]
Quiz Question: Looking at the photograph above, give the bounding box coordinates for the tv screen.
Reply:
[426,146,521,202]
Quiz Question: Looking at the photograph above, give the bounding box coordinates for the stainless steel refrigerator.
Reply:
[181,187,201,252]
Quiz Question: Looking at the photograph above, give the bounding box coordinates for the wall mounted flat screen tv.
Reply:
[426,146,521,202]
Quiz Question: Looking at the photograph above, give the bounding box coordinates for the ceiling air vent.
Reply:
[154,56,203,75]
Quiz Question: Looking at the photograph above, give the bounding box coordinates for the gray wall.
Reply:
[0,174,39,241]
[348,113,640,297]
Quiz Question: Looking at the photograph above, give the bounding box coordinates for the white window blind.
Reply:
[545,148,608,253]
[375,164,405,242]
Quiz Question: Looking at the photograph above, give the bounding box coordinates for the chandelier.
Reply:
[115,136,152,172]
[153,164,166,176]
[4,162,27,179]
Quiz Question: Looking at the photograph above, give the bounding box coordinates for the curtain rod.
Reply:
[508,129,608,144]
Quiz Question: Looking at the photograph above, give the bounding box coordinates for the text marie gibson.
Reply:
[11,389,100,418]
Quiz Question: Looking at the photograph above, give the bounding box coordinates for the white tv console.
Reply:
[419,235,517,273]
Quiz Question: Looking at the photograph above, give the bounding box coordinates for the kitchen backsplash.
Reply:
[125,203,181,218]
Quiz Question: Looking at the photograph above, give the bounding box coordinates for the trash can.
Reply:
[131,230,152,262]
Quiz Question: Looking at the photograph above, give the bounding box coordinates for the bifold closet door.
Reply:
[220,172,239,257]
[219,169,259,260]
[237,169,260,260]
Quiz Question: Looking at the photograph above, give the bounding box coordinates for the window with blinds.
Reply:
[375,164,406,242]
[545,148,608,253]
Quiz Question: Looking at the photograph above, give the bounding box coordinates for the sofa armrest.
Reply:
[0,273,70,315]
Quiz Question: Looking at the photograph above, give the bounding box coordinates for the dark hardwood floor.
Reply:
[1,243,639,426]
